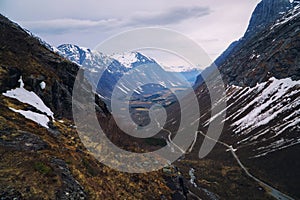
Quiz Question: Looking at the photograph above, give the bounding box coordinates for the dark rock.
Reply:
[0,187,22,200]
[0,130,48,151]
[51,158,87,200]
[0,66,21,93]
[222,6,300,86]
[245,0,292,39]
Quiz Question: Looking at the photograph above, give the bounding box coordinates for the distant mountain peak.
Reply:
[111,51,156,68]
[57,44,91,65]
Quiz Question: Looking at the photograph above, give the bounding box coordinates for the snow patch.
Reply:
[111,52,138,68]
[233,77,300,133]
[10,107,50,128]
[40,81,46,90]
[3,76,54,119]
[271,6,300,29]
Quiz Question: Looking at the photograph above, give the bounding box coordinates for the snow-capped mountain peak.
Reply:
[58,44,91,65]
[111,52,156,68]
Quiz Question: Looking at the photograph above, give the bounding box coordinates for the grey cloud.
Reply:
[127,6,211,26]
[20,6,211,34]
[20,18,121,34]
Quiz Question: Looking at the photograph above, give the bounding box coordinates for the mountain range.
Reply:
[57,44,200,95]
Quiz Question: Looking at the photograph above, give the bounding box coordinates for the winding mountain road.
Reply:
[162,128,185,154]
[197,131,294,200]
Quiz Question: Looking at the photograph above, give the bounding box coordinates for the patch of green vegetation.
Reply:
[145,138,167,147]
[34,162,52,175]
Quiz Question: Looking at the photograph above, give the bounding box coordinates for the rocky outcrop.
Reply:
[244,0,292,39]
[0,130,48,151]
[51,158,87,200]
[219,6,300,87]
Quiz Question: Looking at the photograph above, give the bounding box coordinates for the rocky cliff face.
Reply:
[244,0,292,39]
[220,5,300,86]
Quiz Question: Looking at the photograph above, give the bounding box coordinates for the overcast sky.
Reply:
[0,0,260,68]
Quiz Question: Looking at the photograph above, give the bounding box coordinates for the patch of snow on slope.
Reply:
[233,77,300,133]
[111,52,138,68]
[3,77,54,118]
[9,108,50,128]
[40,81,46,90]
[275,117,300,137]
[271,6,300,29]
[231,82,267,121]
[252,138,300,158]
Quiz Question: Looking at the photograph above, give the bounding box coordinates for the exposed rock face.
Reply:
[195,0,294,87]
[0,130,48,151]
[219,6,300,87]
[245,0,292,39]
[51,158,87,200]
[293,0,300,6]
